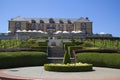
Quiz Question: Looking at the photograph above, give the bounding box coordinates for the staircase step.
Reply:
[48,46,64,57]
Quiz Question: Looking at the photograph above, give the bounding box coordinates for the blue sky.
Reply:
[0,0,120,37]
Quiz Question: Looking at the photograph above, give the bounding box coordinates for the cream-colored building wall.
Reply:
[20,21,27,30]
[9,21,15,32]
[9,21,92,34]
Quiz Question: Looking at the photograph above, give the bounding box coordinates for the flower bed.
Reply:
[44,62,93,72]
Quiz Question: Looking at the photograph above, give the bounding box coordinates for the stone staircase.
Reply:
[48,46,64,57]
[47,39,75,63]
[47,46,65,63]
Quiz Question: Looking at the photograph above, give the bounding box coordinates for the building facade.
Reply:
[9,16,92,35]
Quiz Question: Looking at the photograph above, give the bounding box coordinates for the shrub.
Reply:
[82,42,94,47]
[68,46,82,57]
[63,51,71,64]
[0,52,47,69]
[75,49,119,53]
[38,42,47,46]
[62,42,73,50]
[31,46,47,52]
[44,63,93,72]
[76,53,120,69]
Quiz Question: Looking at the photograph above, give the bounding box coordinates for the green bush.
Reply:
[76,53,120,69]
[31,46,47,52]
[63,51,71,64]
[38,42,47,46]
[44,63,93,72]
[82,42,94,47]
[68,46,82,57]
[62,42,73,50]
[0,52,47,69]
[75,49,118,53]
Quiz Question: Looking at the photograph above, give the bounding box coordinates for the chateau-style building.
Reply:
[8,16,92,35]
[0,16,113,40]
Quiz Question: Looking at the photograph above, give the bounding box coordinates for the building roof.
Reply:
[10,16,91,23]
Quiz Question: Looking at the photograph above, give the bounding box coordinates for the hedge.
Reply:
[68,46,82,57]
[44,63,93,72]
[75,49,119,53]
[76,53,120,69]
[0,52,47,69]
[38,42,47,46]
[62,42,73,50]
[31,46,47,52]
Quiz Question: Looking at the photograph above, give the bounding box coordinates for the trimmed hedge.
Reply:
[44,63,93,72]
[0,52,47,69]
[75,49,119,53]
[62,42,73,50]
[31,46,47,52]
[68,46,82,57]
[63,51,71,64]
[38,42,47,46]
[76,53,120,69]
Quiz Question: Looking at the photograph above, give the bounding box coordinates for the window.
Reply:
[81,23,87,34]
[31,24,35,30]
[66,25,70,31]
[40,20,44,23]
[47,24,55,29]
[67,20,72,24]
[15,22,21,29]
[59,20,64,24]
[38,24,44,30]
[81,23,86,28]
[31,19,36,23]
[59,24,63,31]
[49,18,55,23]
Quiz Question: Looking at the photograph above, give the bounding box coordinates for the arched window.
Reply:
[15,22,21,30]
[59,19,64,24]
[40,20,44,23]
[49,18,55,23]
[31,19,36,23]
[67,20,72,24]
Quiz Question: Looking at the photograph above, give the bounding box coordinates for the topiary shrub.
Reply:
[63,51,71,64]
[44,62,93,72]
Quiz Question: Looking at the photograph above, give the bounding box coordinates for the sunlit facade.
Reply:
[8,16,93,35]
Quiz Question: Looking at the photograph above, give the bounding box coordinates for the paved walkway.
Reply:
[0,66,120,80]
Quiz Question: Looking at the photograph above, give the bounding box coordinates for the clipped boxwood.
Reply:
[44,63,93,72]
[0,52,47,69]
[76,53,120,69]
[38,42,47,46]
[31,46,47,52]
[68,46,82,57]
[62,42,73,50]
